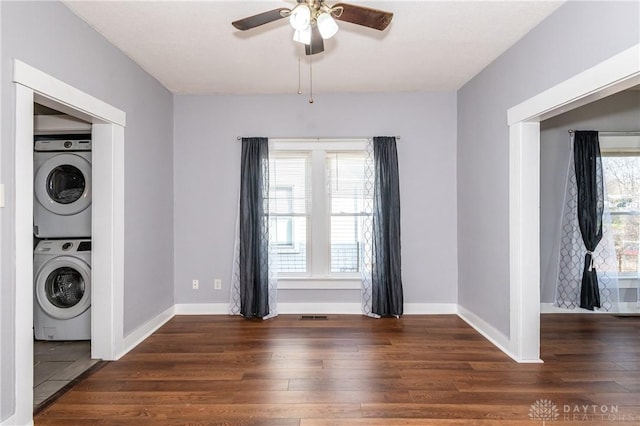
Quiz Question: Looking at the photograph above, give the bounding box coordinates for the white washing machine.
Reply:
[34,239,91,341]
[33,137,92,238]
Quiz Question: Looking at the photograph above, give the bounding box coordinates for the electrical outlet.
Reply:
[214,279,222,290]
[192,279,199,290]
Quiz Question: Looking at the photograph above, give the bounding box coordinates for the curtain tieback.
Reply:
[586,250,595,271]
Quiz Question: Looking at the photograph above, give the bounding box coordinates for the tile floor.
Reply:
[33,340,98,409]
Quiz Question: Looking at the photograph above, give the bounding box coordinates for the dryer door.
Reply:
[35,256,91,320]
[34,153,92,215]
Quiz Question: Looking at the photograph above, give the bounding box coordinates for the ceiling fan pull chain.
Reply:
[309,53,314,104]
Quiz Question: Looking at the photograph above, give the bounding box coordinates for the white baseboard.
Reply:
[276,303,362,314]
[541,302,640,314]
[173,302,458,316]
[456,305,527,363]
[117,305,175,359]
[404,303,457,314]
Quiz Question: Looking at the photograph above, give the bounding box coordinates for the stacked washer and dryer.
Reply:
[33,114,93,341]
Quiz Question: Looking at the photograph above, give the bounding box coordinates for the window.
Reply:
[601,136,640,276]
[269,140,370,279]
[269,152,310,273]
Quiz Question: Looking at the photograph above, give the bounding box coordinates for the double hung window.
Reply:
[268,140,370,281]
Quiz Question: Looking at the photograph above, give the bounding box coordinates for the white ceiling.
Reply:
[62,0,565,95]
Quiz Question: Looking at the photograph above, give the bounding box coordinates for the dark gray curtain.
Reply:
[574,131,603,310]
[239,137,270,318]
[372,136,403,316]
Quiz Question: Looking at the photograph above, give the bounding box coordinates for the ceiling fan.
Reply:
[232,0,393,55]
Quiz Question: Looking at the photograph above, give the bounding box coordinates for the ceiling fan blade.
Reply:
[332,3,393,31]
[232,8,291,31]
[305,25,324,55]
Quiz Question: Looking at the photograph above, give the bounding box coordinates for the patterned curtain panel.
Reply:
[229,137,278,319]
[360,140,375,316]
[555,132,619,311]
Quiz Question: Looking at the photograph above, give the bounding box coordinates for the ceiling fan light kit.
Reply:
[232,1,393,103]
[316,12,339,39]
[293,27,312,45]
[232,0,393,55]
[289,4,311,31]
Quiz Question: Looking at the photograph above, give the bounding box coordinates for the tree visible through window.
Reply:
[602,155,640,275]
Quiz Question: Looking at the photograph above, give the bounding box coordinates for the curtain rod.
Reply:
[236,136,401,141]
[568,130,640,136]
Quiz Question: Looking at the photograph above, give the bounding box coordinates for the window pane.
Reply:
[327,152,370,214]
[327,151,370,273]
[331,215,361,273]
[270,153,310,214]
[603,156,640,274]
[269,152,310,273]
[271,216,308,273]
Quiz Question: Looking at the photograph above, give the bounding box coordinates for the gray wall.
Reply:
[540,90,640,303]
[457,1,640,337]
[173,93,458,306]
[1,1,174,420]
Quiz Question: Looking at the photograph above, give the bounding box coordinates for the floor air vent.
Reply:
[300,315,328,320]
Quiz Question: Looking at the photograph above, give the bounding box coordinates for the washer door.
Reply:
[35,256,91,320]
[34,153,92,215]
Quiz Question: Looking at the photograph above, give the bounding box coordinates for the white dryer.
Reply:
[34,239,91,341]
[33,137,92,238]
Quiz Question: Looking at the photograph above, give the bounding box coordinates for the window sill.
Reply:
[277,276,361,290]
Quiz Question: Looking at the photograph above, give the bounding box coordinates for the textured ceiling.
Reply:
[62,0,565,95]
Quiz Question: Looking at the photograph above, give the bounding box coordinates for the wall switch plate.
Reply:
[214,279,222,290]
[192,279,199,290]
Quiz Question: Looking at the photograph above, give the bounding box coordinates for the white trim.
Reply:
[458,305,542,364]
[14,84,34,425]
[118,305,175,359]
[13,60,125,126]
[91,123,125,361]
[506,43,640,364]
[175,303,230,315]
[278,303,362,314]
[508,122,541,362]
[403,303,458,315]
[507,44,640,125]
[541,303,640,314]
[12,61,126,425]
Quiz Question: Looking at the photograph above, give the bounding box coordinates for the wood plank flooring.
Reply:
[35,314,640,425]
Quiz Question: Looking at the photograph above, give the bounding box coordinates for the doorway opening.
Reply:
[31,103,97,410]
[507,44,640,362]
[12,60,126,425]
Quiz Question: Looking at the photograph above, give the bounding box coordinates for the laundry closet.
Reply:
[32,105,97,410]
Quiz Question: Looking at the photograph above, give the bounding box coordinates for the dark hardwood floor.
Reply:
[35,314,640,425]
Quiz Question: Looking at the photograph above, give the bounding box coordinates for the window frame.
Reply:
[600,135,640,283]
[270,139,368,289]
